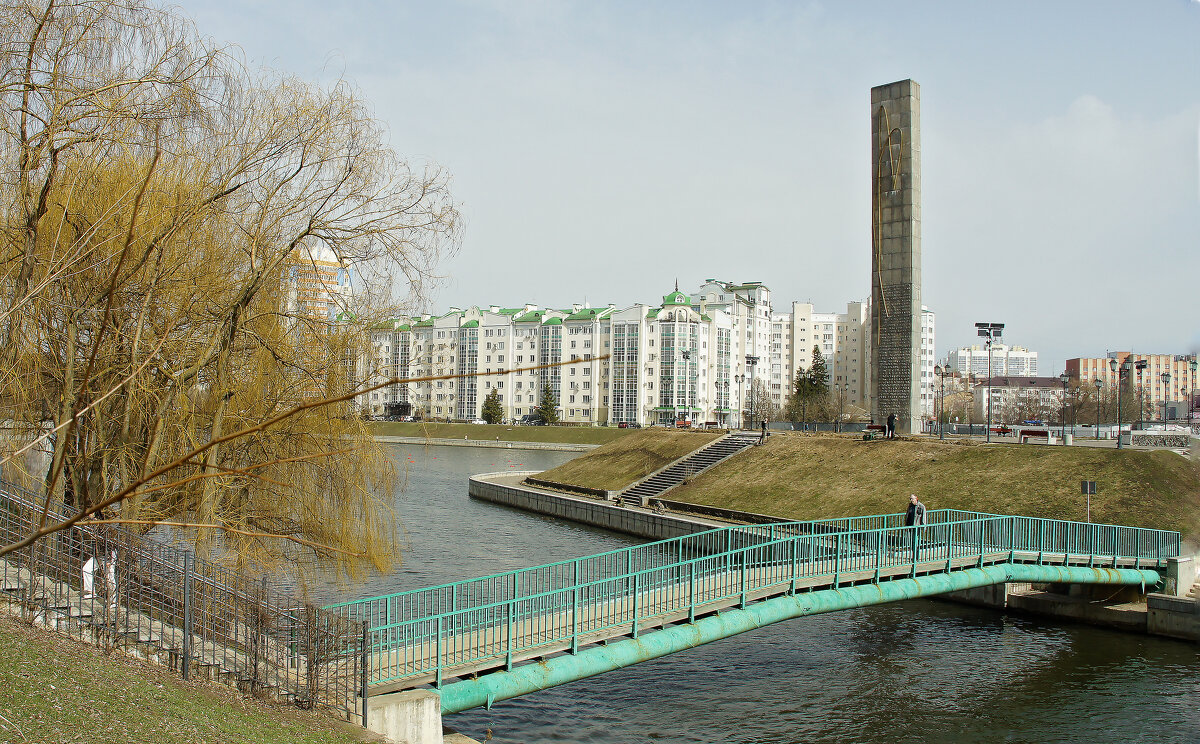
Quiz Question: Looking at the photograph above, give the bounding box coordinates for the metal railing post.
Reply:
[1038,521,1046,565]
[506,574,517,671]
[571,563,579,654]
[833,533,842,588]
[1009,516,1016,561]
[688,561,696,624]
[435,615,443,688]
[360,620,370,728]
[739,550,747,609]
[631,572,639,639]
[791,538,799,594]
[874,532,882,583]
[181,551,193,681]
[977,520,985,568]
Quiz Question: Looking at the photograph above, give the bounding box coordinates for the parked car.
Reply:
[469,418,487,425]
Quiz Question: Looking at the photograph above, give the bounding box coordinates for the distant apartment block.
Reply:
[946,343,1038,378]
[1066,351,1199,420]
[363,280,935,427]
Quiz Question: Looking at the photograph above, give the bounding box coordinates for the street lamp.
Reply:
[1094,378,1102,439]
[934,364,948,440]
[745,355,759,430]
[1109,357,1132,449]
[733,374,746,429]
[1160,371,1171,423]
[1134,359,1148,427]
[1058,372,1069,440]
[974,322,1004,442]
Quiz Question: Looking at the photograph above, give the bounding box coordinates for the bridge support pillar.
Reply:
[368,689,443,744]
[1162,556,1196,597]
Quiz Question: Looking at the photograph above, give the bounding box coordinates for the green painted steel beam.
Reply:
[437,564,1159,715]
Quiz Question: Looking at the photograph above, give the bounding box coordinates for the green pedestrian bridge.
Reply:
[325,510,1179,716]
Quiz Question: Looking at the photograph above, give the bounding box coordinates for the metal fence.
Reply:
[0,479,364,722]
[326,509,1179,689]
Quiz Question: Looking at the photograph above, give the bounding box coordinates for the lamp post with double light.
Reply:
[1094,378,1102,439]
[1134,359,1148,427]
[1109,357,1132,449]
[745,355,759,430]
[974,322,1004,442]
[1058,373,1070,440]
[1159,371,1170,423]
[734,373,746,429]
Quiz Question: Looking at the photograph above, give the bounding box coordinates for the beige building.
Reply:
[1066,352,1199,421]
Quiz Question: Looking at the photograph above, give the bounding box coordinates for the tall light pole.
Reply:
[934,364,947,440]
[745,355,759,430]
[1094,378,1102,439]
[975,322,1004,442]
[733,373,746,429]
[1058,372,1069,440]
[1160,371,1170,423]
[1110,357,1132,449]
[1134,359,1148,427]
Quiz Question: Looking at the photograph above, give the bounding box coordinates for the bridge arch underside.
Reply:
[433,563,1159,714]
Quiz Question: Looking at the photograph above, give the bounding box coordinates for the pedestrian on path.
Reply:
[886,413,897,439]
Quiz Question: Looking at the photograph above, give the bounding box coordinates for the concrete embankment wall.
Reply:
[469,472,719,540]
[375,436,597,452]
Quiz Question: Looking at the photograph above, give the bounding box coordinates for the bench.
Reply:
[863,424,886,441]
[991,425,1013,436]
[1019,429,1056,445]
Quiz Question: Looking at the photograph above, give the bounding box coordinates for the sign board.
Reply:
[1080,480,1097,495]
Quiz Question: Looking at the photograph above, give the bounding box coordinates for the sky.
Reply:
[177,0,1200,374]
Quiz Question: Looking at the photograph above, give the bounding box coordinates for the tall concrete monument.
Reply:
[870,79,922,435]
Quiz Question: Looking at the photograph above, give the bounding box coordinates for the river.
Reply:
[318,444,1200,744]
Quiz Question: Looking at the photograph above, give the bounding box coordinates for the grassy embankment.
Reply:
[534,429,723,491]
[0,615,377,744]
[537,432,1200,536]
[369,421,631,445]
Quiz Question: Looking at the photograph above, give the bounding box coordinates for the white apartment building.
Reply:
[363,280,933,427]
[946,343,1038,378]
[971,376,1064,423]
[918,307,936,418]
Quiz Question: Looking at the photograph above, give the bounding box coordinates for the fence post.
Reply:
[360,620,370,728]
[977,520,985,568]
[181,551,193,681]
[1009,516,1016,561]
[833,534,842,588]
[688,561,696,624]
[739,550,747,609]
[631,572,639,639]
[791,538,799,594]
[435,615,443,688]
[571,562,579,654]
[506,574,517,671]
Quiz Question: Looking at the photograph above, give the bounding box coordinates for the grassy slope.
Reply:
[665,434,1200,536]
[533,429,723,491]
[0,616,377,744]
[369,421,630,445]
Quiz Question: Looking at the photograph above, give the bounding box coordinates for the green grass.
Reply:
[369,421,632,445]
[533,429,723,491]
[0,615,378,744]
[537,431,1200,537]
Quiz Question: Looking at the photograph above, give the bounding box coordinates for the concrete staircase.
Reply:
[619,432,760,507]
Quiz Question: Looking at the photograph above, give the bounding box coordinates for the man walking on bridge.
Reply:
[905,494,927,557]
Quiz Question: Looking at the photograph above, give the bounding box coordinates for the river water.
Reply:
[319,444,1200,744]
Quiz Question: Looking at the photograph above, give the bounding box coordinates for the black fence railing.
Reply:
[0,478,364,723]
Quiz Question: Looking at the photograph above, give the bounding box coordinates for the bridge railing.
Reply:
[336,513,1178,687]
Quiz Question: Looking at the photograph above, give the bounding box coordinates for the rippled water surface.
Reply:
[327,445,1200,744]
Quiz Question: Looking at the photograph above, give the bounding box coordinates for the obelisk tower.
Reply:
[870,79,922,435]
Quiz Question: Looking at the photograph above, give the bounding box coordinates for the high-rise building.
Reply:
[1066,352,1199,421]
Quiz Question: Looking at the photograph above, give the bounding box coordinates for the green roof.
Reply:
[646,309,660,320]
[662,290,691,306]
[461,319,479,328]
[498,308,523,315]
[514,311,543,323]
[413,319,434,327]
[566,307,614,321]
[543,317,562,326]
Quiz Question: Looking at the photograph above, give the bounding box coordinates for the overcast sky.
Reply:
[179,0,1199,374]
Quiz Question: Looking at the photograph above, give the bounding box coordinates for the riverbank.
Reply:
[374,435,597,452]
[536,431,1200,536]
[369,421,631,445]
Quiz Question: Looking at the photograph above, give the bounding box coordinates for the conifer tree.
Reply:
[481,389,504,424]
[535,384,560,424]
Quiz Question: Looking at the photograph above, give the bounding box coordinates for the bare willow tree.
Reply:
[0,0,460,575]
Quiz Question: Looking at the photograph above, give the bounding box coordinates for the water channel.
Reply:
[317,444,1200,744]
